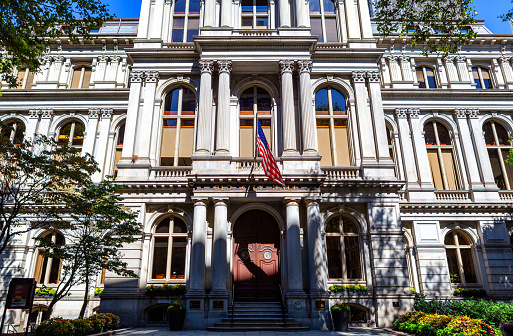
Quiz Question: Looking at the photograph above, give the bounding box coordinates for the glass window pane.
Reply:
[446,249,461,283]
[426,68,436,88]
[240,121,254,157]
[323,0,335,13]
[38,257,49,284]
[444,233,455,245]
[416,68,426,88]
[256,17,268,28]
[240,88,254,113]
[315,88,329,114]
[455,232,469,246]
[488,148,506,189]
[241,17,253,28]
[331,89,346,114]
[317,122,332,166]
[174,0,186,13]
[255,0,268,13]
[12,122,25,145]
[242,0,253,13]
[156,218,170,233]
[502,149,513,187]
[48,259,60,284]
[460,249,477,283]
[326,218,339,233]
[324,18,338,42]
[424,122,436,145]
[483,122,495,145]
[172,218,188,233]
[186,18,199,42]
[427,149,444,190]
[72,122,85,146]
[334,119,350,166]
[441,149,458,190]
[152,237,169,279]
[189,0,201,13]
[436,123,451,145]
[171,18,185,42]
[494,123,509,145]
[473,68,482,89]
[165,89,180,114]
[311,18,323,42]
[257,88,271,114]
[343,218,357,233]
[481,68,491,89]
[344,236,361,279]
[309,0,320,13]
[117,124,125,146]
[171,237,187,279]
[326,237,342,278]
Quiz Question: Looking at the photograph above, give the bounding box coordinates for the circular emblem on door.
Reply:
[263,251,272,260]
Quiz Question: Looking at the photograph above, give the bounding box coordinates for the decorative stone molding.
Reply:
[454,108,479,119]
[101,108,113,119]
[29,109,40,119]
[110,55,121,63]
[455,56,467,63]
[399,55,410,63]
[386,55,398,62]
[443,56,455,63]
[88,108,101,119]
[217,60,232,74]
[129,71,144,83]
[98,55,110,63]
[144,71,160,83]
[351,71,366,83]
[366,71,381,83]
[199,60,214,74]
[279,60,294,74]
[394,108,419,119]
[499,56,511,64]
[297,60,313,74]
[39,109,54,119]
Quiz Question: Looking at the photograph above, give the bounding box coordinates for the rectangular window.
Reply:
[441,149,458,190]
[427,149,444,190]
[152,237,169,279]
[344,236,361,280]
[324,18,338,42]
[240,120,254,157]
[446,249,460,283]
[186,18,199,42]
[460,249,477,283]
[170,237,187,279]
[161,126,177,166]
[334,119,350,166]
[172,18,185,42]
[311,18,323,42]
[317,122,332,166]
[326,237,342,278]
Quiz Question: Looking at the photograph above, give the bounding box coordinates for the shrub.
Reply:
[331,303,350,312]
[168,300,186,311]
[72,319,94,336]
[35,318,75,336]
[94,287,103,295]
[145,284,186,296]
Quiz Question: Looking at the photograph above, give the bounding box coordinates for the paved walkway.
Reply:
[117,327,395,336]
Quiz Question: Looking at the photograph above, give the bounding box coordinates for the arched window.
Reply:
[325,216,362,280]
[473,66,492,89]
[424,120,460,190]
[416,66,437,88]
[171,0,200,42]
[1,120,25,145]
[483,121,513,190]
[16,68,35,89]
[239,86,272,157]
[151,216,188,280]
[57,121,85,149]
[161,86,196,166]
[315,87,349,166]
[309,0,338,42]
[113,123,125,176]
[386,123,398,177]
[445,230,477,285]
[241,0,269,29]
[71,66,92,89]
[34,232,65,285]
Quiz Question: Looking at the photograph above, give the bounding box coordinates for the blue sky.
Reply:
[107,0,513,34]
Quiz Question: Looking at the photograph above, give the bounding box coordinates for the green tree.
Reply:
[37,179,142,319]
[0,0,110,87]
[0,128,98,255]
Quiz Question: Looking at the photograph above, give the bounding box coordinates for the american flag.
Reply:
[256,120,285,187]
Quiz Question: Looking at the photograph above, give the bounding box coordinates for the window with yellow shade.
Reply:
[315,87,350,166]
[151,217,188,281]
[483,121,513,190]
[113,123,125,176]
[15,68,36,89]
[239,87,272,157]
[161,86,196,166]
[445,230,477,285]
[71,66,92,89]
[57,121,85,150]
[34,231,65,285]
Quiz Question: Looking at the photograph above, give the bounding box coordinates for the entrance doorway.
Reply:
[233,209,281,301]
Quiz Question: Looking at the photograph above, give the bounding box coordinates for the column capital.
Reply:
[351,71,366,83]
[199,60,214,74]
[129,70,144,83]
[394,108,419,119]
[101,108,113,119]
[455,55,467,63]
[213,198,229,206]
[443,55,455,63]
[366,71,381,83]
[217,60,232,74]
[297,60,312,74]
[305,197,321,206]
[144,70,160,83]
[499,56,512,64]
[98,54,110,63]
[454,108,479,119]
[279,60,295,74]
[88,108,101,119]
[29,109,40,119]
[192,197,209,206]
[39,109,54,119]
[399,55,410,62]
[284,198,301,206]
[110,55,121,63]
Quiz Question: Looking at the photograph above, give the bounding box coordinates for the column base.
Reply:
[285,291,308,320]
[184,292,208,329]
[207,291,229,319]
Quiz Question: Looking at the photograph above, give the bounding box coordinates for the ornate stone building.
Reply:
[2,0,513,331]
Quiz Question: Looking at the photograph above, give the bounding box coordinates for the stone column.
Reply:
[196,60,214,155]
[26,110,40,141]
[499,56,513,89]
[306,199,327,293]
[37,109,54,137]
[455,56,470,82]
[136,71,159,163]
[344,0,361,39]
[94,55,109,84]
[394,109,419,188]
[221,0,232,27]
[215,61,232,155]
[408,109,435,188]
[83,108,100,157]
[279,60,298,155]
[297,60,318,155]
[285,199,303,292]
[352,71,376,163]
[120,71,144,163]
[204,0,215,27]
[367,71,393,163]
[211,199,229,293]
[93,109,113,181]
[190,199,208,293]
[468,111,498,189]
[294,0,308,27]
[279,0,290,27]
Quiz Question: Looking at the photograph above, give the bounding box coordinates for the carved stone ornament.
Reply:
[499,56,511,64]
[297,60,313,74]
[98,54,110,63]
[110,55,121,63]
[455,55,467,63]
[444,56,455,63]
[351,71,366,83]
[409,108,419,118]
[366,71,381,83]
[29,109,40,119]
[88,108,101,119]
[144,71,160,83]
[399,55,410,63]
[101,108,113,119]
[129,71,144,83]
[39,109,54,119]
[454,108,479,118]
[386,55,398,62]
[217,60,232,74]
[454,108,468,119]
[279,60,294,74]
[199,60,214,74]
[395,108,408,118]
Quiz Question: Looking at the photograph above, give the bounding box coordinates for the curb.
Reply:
[91,328,133,336]
[383,328,410,336]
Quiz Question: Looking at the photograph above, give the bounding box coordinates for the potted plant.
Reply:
[331,303,350,331]
[167,300,186,331]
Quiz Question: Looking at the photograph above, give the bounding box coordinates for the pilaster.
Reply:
[297,60,318,156]
[280,60,298,156]
[190,198,208,293]
[211,198,229,294]
[26,110,40,141]
[408,109,436,195]
[499,56,513,89]
[136,71,159,165]
[36,109,54,137]
[294,0,308,27]
[195,60,214,155]
[215,60,232,156]
[83,108,101,157]
[93,109,113,181]
[279,0,290,27]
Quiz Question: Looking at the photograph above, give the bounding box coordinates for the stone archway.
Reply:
[232,209,281,301]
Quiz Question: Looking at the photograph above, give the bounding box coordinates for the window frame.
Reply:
[112,123,125,176]
[416,65,438,88]
[149,216,189,282]
[483,120,513,190]
[34,232,65,286]
[170,0,201,43]
[472,65,493,89]
[70,65,92,89]
[444,230,478,286]
[57,120,85,150]
[309,0,339,42]
[241,0,270,29]
[1,120,26,145]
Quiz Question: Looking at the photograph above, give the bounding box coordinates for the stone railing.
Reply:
[434,190,470,202]
[234,158,264,171]
[151,166,192,180]
[234,30,276,37]
[499,191,513,201]
[321,167,361,180]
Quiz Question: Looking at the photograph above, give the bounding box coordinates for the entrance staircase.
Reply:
[207,286,309,331]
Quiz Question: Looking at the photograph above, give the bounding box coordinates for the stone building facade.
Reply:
[1,0,513,331]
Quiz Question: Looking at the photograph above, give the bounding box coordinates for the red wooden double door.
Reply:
[233,209,281,301]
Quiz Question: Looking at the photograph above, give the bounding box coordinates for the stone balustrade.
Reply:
[321,166,361,180]
[434,190,471,202]
[151,166,192,179]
